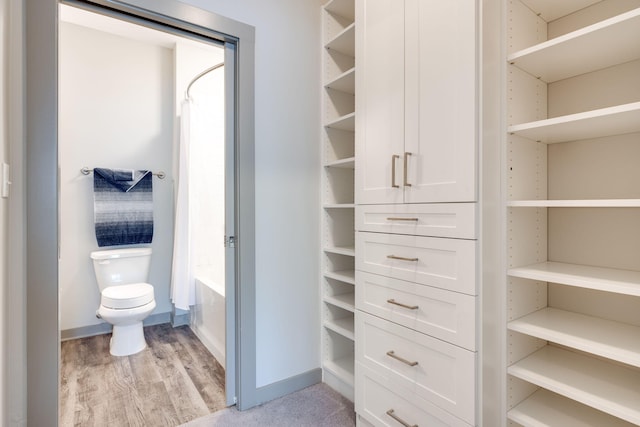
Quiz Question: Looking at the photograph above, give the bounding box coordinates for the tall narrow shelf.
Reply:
[321,0,355,402]
[504,1,640,425]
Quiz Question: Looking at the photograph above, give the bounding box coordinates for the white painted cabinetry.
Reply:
[354,2,478,424]
[321,0,356,401]
[355,0,477,205]
[505,1,640,425]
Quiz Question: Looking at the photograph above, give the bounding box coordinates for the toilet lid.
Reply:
[101,283,155,309]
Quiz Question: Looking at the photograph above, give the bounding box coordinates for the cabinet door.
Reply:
[355,0,405,205]
[404,0,477,203]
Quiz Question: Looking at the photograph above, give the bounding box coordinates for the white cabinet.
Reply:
[354,1,478,425]
[322,0,356,401]
[504,1,640,425]
[355,0,477,205]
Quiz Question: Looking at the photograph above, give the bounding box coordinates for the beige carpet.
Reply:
[181,383,356,427]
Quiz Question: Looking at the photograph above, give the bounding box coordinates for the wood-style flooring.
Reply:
[60,323,226,427]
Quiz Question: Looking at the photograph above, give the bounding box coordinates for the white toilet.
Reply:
[91,247,156,356]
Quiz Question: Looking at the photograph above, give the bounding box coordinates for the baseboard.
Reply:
[60,311,171,341]
[247,368,322,409]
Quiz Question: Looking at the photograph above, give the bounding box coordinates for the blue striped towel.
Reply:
[93,168,154,247]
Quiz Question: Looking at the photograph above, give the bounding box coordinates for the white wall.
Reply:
[179,0,323,388]
[59,22,175,331]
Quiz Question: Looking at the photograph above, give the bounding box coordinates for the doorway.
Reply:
[23,0,256,424]
[57,1,236,417]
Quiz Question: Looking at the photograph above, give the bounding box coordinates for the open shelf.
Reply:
[508,307,640,368]
[324,0,354,21]
[324,245,355,257]
[518,0,602,22]
[323,203,355,209]
[325,22,355,57]
[508,8,640,83]
[325,112,355,131]
[508,345,640,425]
[507,199,640,207]
[324,292,355,312]
[324,355,355,387]
[325,67,355,94]
[508,102,640,144]
[325,157,355,169]
[508,261,640,296]
[324,316,355,340]
[324,269,355,284]
[508,389,636,427]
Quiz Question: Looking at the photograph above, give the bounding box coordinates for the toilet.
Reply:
[91,247,156,356]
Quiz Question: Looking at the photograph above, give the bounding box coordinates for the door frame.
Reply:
[23,0,256,423]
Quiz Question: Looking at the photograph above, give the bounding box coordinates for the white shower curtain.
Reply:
[171,99,196,310]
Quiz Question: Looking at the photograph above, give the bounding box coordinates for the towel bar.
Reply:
[81,167,165,179]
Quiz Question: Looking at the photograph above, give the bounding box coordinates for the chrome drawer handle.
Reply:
[386,217,419,222]
[391,154,400,188]
[386,350,418,367]
[387,299,418,310]
[387,255,419,262]
[386,409,418,427]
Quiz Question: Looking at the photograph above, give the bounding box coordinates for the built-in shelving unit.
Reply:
[505,0,640,425]
[321,0,355,401]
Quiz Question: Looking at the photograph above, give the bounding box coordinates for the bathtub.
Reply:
[190,267,226,369]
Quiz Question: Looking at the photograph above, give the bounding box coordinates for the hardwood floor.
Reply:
[60,324,226,427]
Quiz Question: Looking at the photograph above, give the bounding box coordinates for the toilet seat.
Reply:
[101,283,154,309]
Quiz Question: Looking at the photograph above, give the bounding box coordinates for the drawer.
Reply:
[356,271,476,350]
[356,203,476,239]
[356,231,476,295]
[356,311,476,425]
[356,362,472,427]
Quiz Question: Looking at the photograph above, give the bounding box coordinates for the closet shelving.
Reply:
[321,0,355,401]
[505,0,640,426]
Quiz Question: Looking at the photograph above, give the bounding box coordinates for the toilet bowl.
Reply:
[91,248,156,356]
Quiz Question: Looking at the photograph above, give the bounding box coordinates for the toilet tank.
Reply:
[90,247,152,291]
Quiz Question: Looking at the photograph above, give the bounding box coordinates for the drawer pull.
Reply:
[386,217,419,222]
[386,350,419,367]
[387,255,419,262]
[386,409,418,427]
[387,299,418,310]
[403,152,412,187]
[391,154,400,188]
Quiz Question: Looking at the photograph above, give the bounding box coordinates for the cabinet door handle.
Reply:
[387,255,419,262]
[403,152,412,187]
[386,409,418,427]
[391,154,400,188]
[386,350,419,367]
[387,299,419,310]
[386,217,419,222]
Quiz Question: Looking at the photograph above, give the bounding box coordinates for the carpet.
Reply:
[180,383,356,427]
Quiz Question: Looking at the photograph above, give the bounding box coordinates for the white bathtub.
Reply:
[190,267,226,369]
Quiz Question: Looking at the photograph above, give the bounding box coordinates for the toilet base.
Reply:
[110,322,147,356]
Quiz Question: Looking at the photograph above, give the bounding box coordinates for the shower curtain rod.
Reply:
[186,62,225,100]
